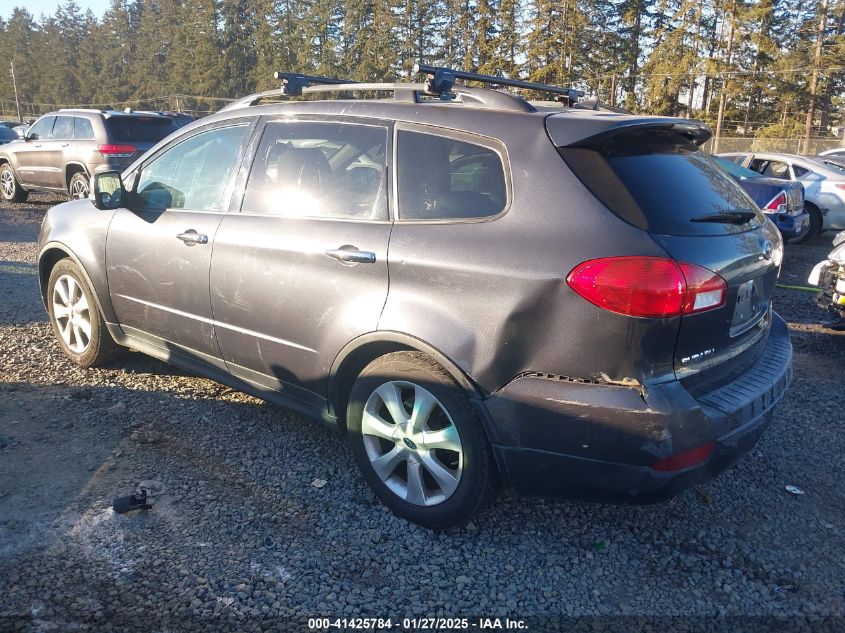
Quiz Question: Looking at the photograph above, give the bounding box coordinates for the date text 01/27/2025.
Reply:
[308,617,529,630]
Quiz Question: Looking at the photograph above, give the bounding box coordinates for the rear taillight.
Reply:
[763,191,787,214]
[97,144,136,157]
[566,256,727,318]
[835,184,845,192]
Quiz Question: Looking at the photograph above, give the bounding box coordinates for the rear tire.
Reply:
[68,172,90,200]
[797,203,823,244]
[0,164,28,203]
[47,258,118,367]
[347,351,495,529]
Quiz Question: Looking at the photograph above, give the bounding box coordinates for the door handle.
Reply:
[176,230,208,245]
[325,248,376,264]
[61,143,70,148]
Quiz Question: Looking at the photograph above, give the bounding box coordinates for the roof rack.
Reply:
[273,71,358,96]
[220,66,588,113]
[413,63,584,105]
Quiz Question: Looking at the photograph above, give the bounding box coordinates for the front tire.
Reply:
[0,164,28,202]
[47,258,117,367]
[68,172,90,200]
[347,352,495,529]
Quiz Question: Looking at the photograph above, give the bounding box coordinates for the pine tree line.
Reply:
[0,0,843,139]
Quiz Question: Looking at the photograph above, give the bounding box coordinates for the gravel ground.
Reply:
[1,195,843,632]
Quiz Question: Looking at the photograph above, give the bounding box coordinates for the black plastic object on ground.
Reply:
[113,489,152,514]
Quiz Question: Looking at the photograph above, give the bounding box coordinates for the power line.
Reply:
[0,94,236,110]
[585,65,845,83]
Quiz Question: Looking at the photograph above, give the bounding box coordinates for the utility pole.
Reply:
[10,62,22,123]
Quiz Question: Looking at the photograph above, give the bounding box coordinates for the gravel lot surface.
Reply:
[1,195,843,632]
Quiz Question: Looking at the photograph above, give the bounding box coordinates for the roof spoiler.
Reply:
[546,116,713,148]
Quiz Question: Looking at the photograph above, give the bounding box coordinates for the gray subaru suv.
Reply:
[36,67,792,528]
[0,109,176,202]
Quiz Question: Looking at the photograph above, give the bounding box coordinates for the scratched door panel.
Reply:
[210,216,391,397]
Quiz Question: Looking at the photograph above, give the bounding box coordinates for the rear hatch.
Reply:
[548,116,782,393]
[103,115,177,166]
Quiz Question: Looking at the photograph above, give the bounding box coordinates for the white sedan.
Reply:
[719,151,845,240]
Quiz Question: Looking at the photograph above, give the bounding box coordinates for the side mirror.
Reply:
[91,171,125,210]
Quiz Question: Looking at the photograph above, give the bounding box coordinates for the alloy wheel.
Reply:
[1,169,14,199]
[52,274,92,354]
[70,178,89,199]
[361,380,463,506]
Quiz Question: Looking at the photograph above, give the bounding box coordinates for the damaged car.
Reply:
[35,67,792,528]
[808,231,845,330]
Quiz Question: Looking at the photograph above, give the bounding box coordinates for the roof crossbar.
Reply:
[221,69,587,113]
[273,71,358,96]
[413,63,584,103]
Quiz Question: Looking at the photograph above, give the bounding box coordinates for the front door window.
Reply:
[136,124,249,211]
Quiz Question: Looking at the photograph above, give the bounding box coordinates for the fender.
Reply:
[38,240,117,324]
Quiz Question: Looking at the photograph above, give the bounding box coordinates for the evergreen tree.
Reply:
[220,0,259,95]
[0,0,842,137]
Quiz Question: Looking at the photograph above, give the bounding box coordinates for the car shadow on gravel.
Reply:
[0,375,322,554]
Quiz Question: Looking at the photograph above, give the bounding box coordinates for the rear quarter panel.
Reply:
[379,117,679,394]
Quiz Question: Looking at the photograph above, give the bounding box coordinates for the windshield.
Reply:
[0,127,18,141]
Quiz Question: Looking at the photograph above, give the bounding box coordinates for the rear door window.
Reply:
[241,121,388,220]
[51,116,74,140]
[397,128,507,221]
[74,117,95,140]
[558,129,764,236]
[106,117,176,144]
[762,161,789,179]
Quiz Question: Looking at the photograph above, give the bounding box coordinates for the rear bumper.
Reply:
[771,211,809,239]
[483,313,792,502]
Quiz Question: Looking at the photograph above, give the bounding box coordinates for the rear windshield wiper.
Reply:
[690,210,757,225]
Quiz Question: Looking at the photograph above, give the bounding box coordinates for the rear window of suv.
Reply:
[397,129,507,221]
[105,116,176,143]
[559,129,764,236]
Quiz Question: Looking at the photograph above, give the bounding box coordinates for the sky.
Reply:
[1,0,110,20]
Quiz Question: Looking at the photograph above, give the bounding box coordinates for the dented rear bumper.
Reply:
[482,313,792,501]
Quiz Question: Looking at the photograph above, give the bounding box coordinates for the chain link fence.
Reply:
[702,137,845,155]
[4,96,845,159]
[0,95,236,122]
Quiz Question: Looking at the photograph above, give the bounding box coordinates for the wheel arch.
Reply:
[328,332,485,426]
[38,243,111,323]
[64,162,89,190]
